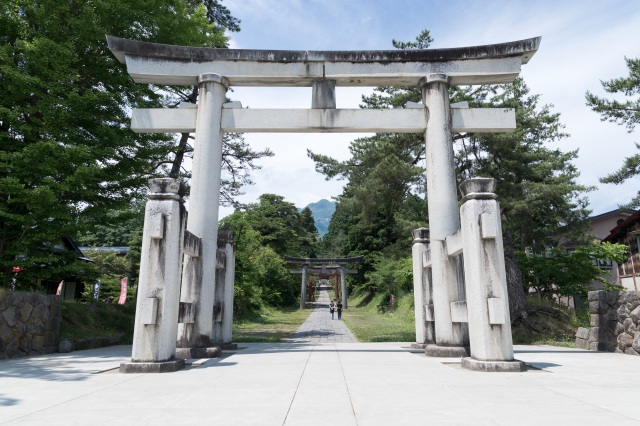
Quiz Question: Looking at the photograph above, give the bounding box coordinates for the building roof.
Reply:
[602,209,640,243]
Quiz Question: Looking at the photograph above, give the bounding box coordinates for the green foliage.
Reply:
[342,292,415,342]
[221,193,318,315]
[363,254,413,309]
[243,194,318,257]
[80,249,135,302]
[516,241,628,298]
[0,0,229,285]
[232,305,310,343]
[586,57,640,207]
[312,30,590,306]
[454,78,593,250]
[60,300,135,343]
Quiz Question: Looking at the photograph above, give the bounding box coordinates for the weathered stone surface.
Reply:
[624,347,639,356]
[588,291,603,302]
[44,331,56,347]
[589,300,607,314]
[575,327,590,340]
[630,305,640,322]
[575,337,589,350]
[31,335,44,352]
[604,291,619,305]
[617,332,633,350]
[615,321,625,335]
[624,292,639,309]
[2,306,19,327]
[58,338,73,353]
[0,322,14,343]
[633,331,640,353]
[120,359,185,373]
[461,357,526,372]
[31,303,44,321]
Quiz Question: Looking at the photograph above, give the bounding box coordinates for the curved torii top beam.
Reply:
[284,256,364,265]
[105,35,540,87]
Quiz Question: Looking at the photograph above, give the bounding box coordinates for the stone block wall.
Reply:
[575,290,640,355]
[0,290,62,359]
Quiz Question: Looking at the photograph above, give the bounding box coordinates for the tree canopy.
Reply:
[586,57,640,207]
[310,30,593,319]
[0,0,268,285]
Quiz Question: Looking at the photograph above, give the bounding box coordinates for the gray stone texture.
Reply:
[576,290,640,355]
[0,291,61,359]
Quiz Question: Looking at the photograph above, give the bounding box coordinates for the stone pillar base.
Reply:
[120,359,185,374]
[425,344,470,357]
[222,343,238,350]
[410,343,428,349]
[461,357,526,372]
[175,347,221,359]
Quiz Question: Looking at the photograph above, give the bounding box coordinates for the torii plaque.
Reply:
[107,35,540,372]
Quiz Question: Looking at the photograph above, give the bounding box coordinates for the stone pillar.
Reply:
[458,178,524,372]
[411,228,434,348]
[121,179,185,373]
[340,265,348,309]
[300,265,308,309]
[220,230,237,350]
[420,74,468,357]
[176,73,229,356]
[212,245,226,346]
[334,274,339,299]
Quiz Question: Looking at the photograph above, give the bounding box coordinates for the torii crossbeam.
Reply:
[108,35,540,372]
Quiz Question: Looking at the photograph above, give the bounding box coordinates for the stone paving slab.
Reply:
[286,286,357,343]
[1,343,640,425]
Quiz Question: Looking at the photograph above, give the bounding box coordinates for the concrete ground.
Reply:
[2,291,639,425]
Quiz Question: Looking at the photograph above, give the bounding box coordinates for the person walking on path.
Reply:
[337,300,343,320]
[329,299,335,320]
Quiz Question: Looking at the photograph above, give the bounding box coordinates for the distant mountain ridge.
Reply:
[301,199,336,237]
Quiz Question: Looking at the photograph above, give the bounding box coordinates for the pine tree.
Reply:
[586,57,640,207]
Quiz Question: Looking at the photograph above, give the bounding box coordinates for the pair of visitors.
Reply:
[329,300,335,320]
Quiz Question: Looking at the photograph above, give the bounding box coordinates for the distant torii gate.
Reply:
[285,256,363,309]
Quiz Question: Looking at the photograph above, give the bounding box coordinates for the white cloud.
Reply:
[218,0,640,217]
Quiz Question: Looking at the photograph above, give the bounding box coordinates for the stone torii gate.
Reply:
[285,256,362,309]
[107,35,540,373]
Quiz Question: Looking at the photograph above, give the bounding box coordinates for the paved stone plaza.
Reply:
[2,324,640,425]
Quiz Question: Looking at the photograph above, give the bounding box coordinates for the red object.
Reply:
[118,277,128,304]
[11,267,22,273]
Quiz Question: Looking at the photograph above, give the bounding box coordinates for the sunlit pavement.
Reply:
[1,338,639,424]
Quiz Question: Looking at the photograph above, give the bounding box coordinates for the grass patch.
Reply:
[342,292,415,342]
[233,305,311,342]
[60,301,136,344]
[511,297,586,347]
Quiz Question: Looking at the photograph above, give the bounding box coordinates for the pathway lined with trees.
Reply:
[287,285,357,344]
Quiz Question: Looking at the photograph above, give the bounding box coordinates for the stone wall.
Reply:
[575,290,640,355]
[0,291,61,359]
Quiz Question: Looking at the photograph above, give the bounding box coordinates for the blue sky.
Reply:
[218,0,640,218]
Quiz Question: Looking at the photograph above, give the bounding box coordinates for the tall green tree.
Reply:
[220,194,319,310]
[586,57,640,207]
[0,0,265,285]
[312,30,592,324]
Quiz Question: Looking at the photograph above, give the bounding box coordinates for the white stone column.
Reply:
[340,265,348,309]
[176,73,229,353]
[421,74,469,357]
[411,228,434,347]
[300,266,308,309]
[458,178,525,372]
[121,179,185,373]
[212,246,226,346]
[220,230,236,349]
